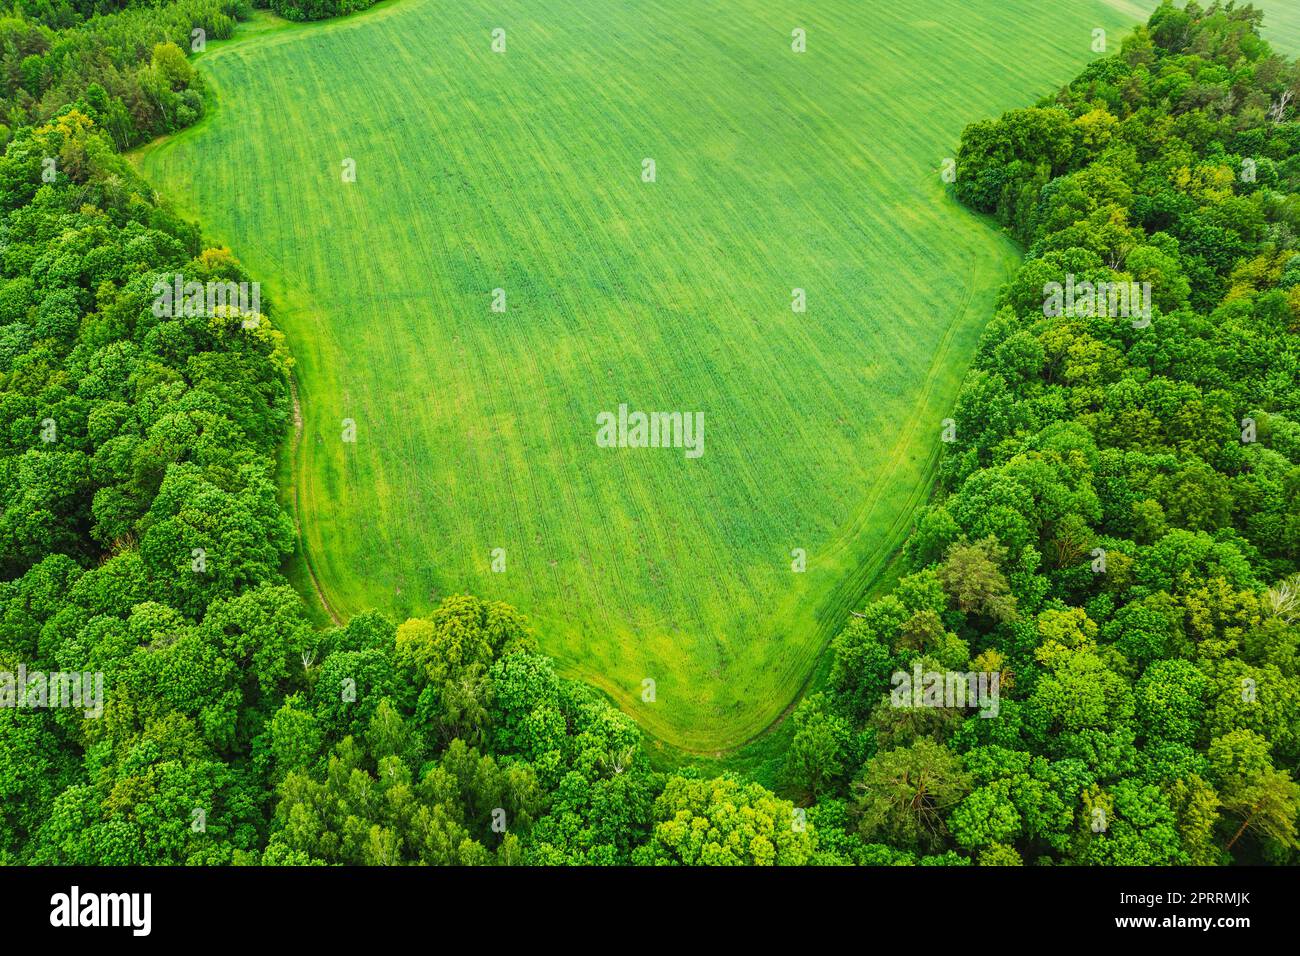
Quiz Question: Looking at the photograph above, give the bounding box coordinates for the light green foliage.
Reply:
[636,774,815,865]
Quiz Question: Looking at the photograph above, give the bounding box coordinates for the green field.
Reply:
[138,0,1232,752]
[1265,4,1300,54]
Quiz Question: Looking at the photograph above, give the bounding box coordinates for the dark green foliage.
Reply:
[0,0,245,149]
[256,0,376,24]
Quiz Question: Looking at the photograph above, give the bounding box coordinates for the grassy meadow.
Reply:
[138,0,1254,751]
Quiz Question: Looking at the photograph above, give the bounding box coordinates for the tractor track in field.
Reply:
[702,252,996,757]
[290,378,343,626]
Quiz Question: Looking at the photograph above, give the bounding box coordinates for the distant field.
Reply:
[1263,3,1300,54]
[138,0,1265,751]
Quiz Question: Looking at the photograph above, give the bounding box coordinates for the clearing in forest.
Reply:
[141,0,1188,750]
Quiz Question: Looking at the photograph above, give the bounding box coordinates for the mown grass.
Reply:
[139,0,1200,751]
[1263,4,1300,55]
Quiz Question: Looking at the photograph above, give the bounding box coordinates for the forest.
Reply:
[0,0,1296,866]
